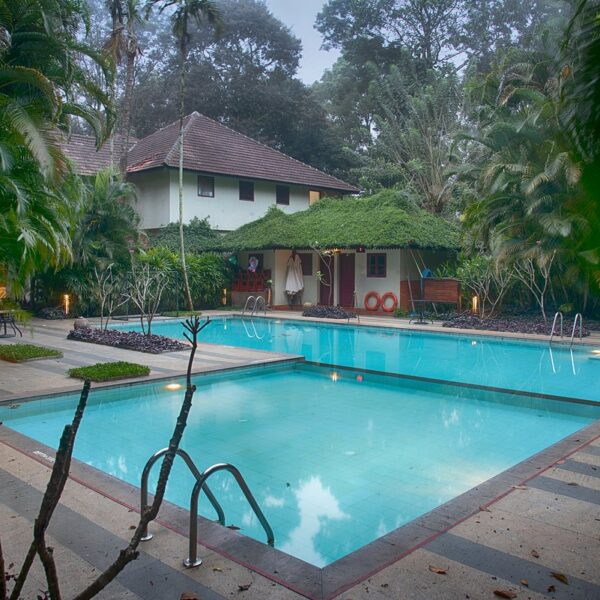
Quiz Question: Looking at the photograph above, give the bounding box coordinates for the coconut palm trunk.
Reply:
[119,41,137,175]
[178,55,194,311]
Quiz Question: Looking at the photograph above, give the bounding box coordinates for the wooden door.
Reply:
[338,253,355,307]
[319,255,334,306]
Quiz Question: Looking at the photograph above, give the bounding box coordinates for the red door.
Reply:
[319,255,334,306]
[339,253,355,307]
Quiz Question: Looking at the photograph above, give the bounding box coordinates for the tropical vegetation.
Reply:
[1,0,599,321]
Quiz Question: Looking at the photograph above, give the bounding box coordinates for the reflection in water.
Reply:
[279,476,349,567]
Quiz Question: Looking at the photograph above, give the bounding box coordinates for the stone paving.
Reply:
[1,312,599,599]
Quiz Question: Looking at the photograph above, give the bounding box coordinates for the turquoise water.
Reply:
[2,364,599,566]
[113,317,600,401]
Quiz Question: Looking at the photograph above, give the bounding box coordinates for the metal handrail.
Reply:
[185,462,274,567]
[570,313,583,346]
[241,295,256,317]
[140,448,225,542]
[252,295,266,317]
[549,311,563,344]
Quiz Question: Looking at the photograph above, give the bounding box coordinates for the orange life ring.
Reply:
[364,291,381,311]
[380,291,398,313]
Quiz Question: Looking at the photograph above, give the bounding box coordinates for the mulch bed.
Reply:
[67,328,188,354]
[442,313,598,337]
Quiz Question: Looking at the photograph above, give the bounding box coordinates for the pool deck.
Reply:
[1,312,600,599]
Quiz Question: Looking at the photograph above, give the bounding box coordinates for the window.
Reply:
[309,190,322,206]
[276,185,290,205]
[239,180,254,201]
[298,253,313,276]
[197,175,214,197]
[367,253,386,278]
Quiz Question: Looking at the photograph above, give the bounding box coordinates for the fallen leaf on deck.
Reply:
[227,525,241,530]
[512,485,527,490]
[238,583,252,592]
[530,549,540,558]
[547,585,556,593]
[212,567,223,572]
[520,579,529,587]
[493,589,517,598]
[479,506,491,512]
[428,565,448,575]
[180,594,199,600]
[567,482,579,486]
[551,572,569,585]
[128,525,136,530]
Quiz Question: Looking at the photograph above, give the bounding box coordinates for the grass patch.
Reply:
[68,361,151,382]
[0,344,63,363]
[161,310,203,317]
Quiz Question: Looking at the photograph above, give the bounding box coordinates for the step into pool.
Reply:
[112,317,600,401]
[2,363,599,566]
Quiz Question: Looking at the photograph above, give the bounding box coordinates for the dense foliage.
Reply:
[149,217,218,253]
[0,0,112,288]
[216,190,460,251]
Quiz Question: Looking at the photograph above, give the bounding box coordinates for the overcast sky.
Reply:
[264,0,340,84]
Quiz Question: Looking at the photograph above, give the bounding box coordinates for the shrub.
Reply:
[68,361,150,381]
[0,344,63,362]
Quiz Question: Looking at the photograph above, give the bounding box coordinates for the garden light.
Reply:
[471,295,478,314]
[63,294,70,316]
[164,383,182,391]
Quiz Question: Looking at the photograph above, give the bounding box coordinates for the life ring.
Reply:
[364,291,381,311]
[380,291,398,313]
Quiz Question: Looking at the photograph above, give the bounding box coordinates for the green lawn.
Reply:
[0,344,63,363]
[68,361,150,382]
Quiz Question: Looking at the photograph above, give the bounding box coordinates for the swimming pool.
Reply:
[113,316,600,402]
[2,363,599,566]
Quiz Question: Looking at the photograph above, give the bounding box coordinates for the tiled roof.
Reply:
[60,133,137,176]
[126,112,360,193]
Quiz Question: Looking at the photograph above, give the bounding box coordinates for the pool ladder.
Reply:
[549,312,583,346]
[140,448,274,568]
[241,295,267,318]
[549,312,563,344]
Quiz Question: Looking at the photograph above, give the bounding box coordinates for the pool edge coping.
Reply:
[2,403,600,599]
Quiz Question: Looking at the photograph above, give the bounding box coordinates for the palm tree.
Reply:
[105,0,144,174]
[456,50,596,312]
[145,0,222,311]
[561,0,600,290]
[0,0,113,290]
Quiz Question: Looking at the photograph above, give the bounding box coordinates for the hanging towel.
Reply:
[285,254,304,295]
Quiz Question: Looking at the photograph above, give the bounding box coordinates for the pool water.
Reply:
[2,364,599,566]
[113,317,600,401]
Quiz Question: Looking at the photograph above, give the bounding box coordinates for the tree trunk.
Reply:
[178,54,194,311]
[119,45,136,176]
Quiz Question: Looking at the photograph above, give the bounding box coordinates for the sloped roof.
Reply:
[61,133,137,176]
[213,191,460,252]
[126,112,360,193]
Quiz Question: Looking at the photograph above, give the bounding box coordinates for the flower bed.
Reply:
[442,314,596,337]
[67,328,187,353]
[0,344,63,363]
[68,361,151,381]
[302,306,357,319]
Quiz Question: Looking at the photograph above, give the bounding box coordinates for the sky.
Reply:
[264,0,340,84]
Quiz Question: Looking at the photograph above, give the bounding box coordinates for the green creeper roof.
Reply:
[214,190,460,251]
